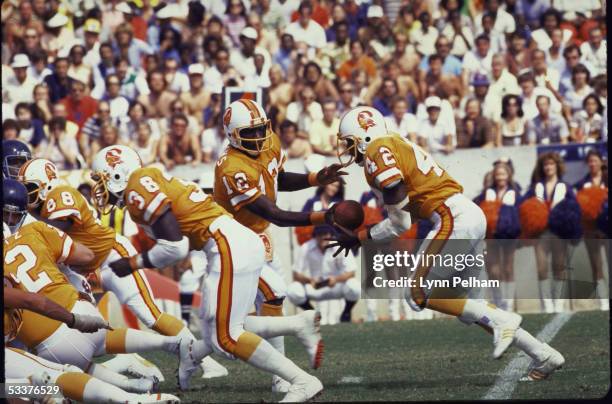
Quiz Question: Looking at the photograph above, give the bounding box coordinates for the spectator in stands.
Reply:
[286,86,323,137]
[441,10,474,60]
[29,50,52,85]
[580,26,606,75]
[102,74,130,120]
[302,61,339,102]
[20,27,44,60]
[159,113,201,169]
[130,121,159,166]
[81,101,115,163]
[180,64,211,128]
[138,70,177,120]
[223,0,248,48]
[530,8,572,50]
[273,33,295,75]
[39,117,82,170]
[308,98,339,157]
[456,98,495,148]
[267,64,294,121]
[337,39,377,81]
[497,94,527,146]
[119,101,161,144]
[462,34,493,86]
[82,19,102,67]
[321,21,351,75]
[278,119,312,158]
[285,1,327,50]
[388,32,421,77]
[384,97,418,142]
[559,45,594,95]
[2,119,20,141]
[570,94,604,143]
[506,30,531,76]
[418,96,455,154]
[162,99,200,139]
[68,45,92,90]
[562,64,593,119]
[204,48,243,90]
[201,117,228,164]
[32,84,52,122]
[411,11,439,56]
[113,22,152,68]
[49,103,80,140]
[90,123,126,162]
[14,102,46,152]
[545,28,567,75]
[372,78,400,117]
[474,0,516,38]
[45,57,74,103]
[91,43,117,97]
[515,0,552,29]
[60,80,98,129]
[287,225,359,324]
[336,82,359,116]
[419,35,463,79]
[532,49,561,94]
[230,27,271,80]
[5,54,36,105]
[518,72,562,120]
[527,95,570,144]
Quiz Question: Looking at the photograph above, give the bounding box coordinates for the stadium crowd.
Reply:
[2,0,608,322]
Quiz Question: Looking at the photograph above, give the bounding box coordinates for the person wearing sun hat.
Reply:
[41,13,75,59]
[4,54,37,105]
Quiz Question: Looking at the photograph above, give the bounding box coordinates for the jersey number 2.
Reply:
[5,245,52,293]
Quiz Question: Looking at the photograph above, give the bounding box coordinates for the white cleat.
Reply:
[272,375,291,393]
[200,356,229,379]
[521,343,565,381]
[296,310,324,369]
[126,377,157,393]
[177,338,200,390]
[280,375,323,403]
[492,312,522,359]
[133,392,181,403]
[126,354,166,383]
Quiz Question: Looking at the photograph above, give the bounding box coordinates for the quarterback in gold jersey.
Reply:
[214,99,346,392]
[18,158,194,341]
[91,145,324,401]
[331,106,564,381]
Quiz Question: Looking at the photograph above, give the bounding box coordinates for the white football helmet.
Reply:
[337,106,388,166]
[223,99,272,156]
[91,145,142,213]
[18,158,61,208]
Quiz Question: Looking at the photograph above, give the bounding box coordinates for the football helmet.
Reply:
[223,99,272,156]
[3,178,29,233]
[17,158,61,208]
[337,106,388,167]
[91,145,142,214]
[3,140,32,179]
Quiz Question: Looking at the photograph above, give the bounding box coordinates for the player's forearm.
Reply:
[245,196,327,227]
[5,287,74,326]
[277,171,312,191]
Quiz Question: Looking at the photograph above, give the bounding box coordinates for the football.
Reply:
[333,200,365,230]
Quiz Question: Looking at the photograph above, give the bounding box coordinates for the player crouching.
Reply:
[328,106,564,381]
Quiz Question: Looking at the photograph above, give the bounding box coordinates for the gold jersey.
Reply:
[40,185,117,272]
[363,134,463,219]
[4,221,78,348]
[214,133,286,234]
[124,167,228,250]
[4,277,23,344]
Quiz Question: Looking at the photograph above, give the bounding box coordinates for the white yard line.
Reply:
[483,312,574,400]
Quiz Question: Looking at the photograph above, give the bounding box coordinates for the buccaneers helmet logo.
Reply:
[357,110,375,132]
[105,148,123,168]
[44,163,57,181]
[223,107,232,127]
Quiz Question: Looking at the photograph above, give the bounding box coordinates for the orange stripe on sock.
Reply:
[56,372,92,402]
[152,313,185,336]
[105,328,127,353]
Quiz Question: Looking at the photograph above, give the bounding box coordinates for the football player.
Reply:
[4,179,194,393]
[329,106,564,380]
[4,180,179,403]
[214,99,344,391]
[3,139,32,179]
[92,145,323,401]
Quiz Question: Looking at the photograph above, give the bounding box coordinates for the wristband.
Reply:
[309,211,326,225]
[307,172,319,186]
[357,228,370,241]
[68,313,76,328]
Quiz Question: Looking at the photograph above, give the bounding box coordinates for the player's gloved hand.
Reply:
[109,257,137,277]
[325,224,360,257]
[316,163,348,185]
[69,314,112,333]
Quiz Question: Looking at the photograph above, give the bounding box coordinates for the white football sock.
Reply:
[246,339,309,384]
[124,329,179,354]
[505,281,516,311]
[539,279,553,312]
[87,363,135,391]
[553,279,566,299]
[493,282,505,308]
[459,299,512,326]
[82,375,141,402]
[513,328,547,361]
[596,278,608,299]
[244,315,301,338]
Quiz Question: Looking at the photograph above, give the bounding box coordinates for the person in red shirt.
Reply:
[60,80,98,129]
[291,0,330,28]
[117,2,148,41]
[337,39,377,81]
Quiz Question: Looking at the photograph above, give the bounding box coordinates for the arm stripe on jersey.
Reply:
[229,187,259,207]
[60,235,74,263]
[379,174,403,189]
[48,208,82,221]
[374,167,403,187]
[144,192,169,222]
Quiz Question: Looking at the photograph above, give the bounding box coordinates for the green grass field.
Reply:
[108,311,610,402]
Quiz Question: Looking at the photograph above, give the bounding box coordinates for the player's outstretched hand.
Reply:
[109,257,135,277]
[317,163,348,185]
[70,314,112,333]
[324,223,360,257]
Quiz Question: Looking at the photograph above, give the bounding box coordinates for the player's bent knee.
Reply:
[286,282,307,305]
[343,278,361,301]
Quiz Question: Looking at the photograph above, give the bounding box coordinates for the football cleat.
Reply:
[279,375,323,403]
[126,376,158,393]
[522,343,565,381]
[124,354,165,383]
[492,312,522,359]
[200,356,229,379]
[177,338,200,390]
[272,375,291,394]
[296,310,324,369]
[133,392,181,403]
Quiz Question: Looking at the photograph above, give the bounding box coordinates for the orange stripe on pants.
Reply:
[411,204,455,309]
[132,270,162,319]
[258,277,277,301]
[213,230,238,354]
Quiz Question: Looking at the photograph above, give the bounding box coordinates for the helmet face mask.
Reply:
[3,179,29,233]
[224,99,272,157]
[3,204,27,233]
[233,120,272,156]
[336,134,365,167]
[16,158,59,209]
[3,140,32,179]
[337,106,388,168]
